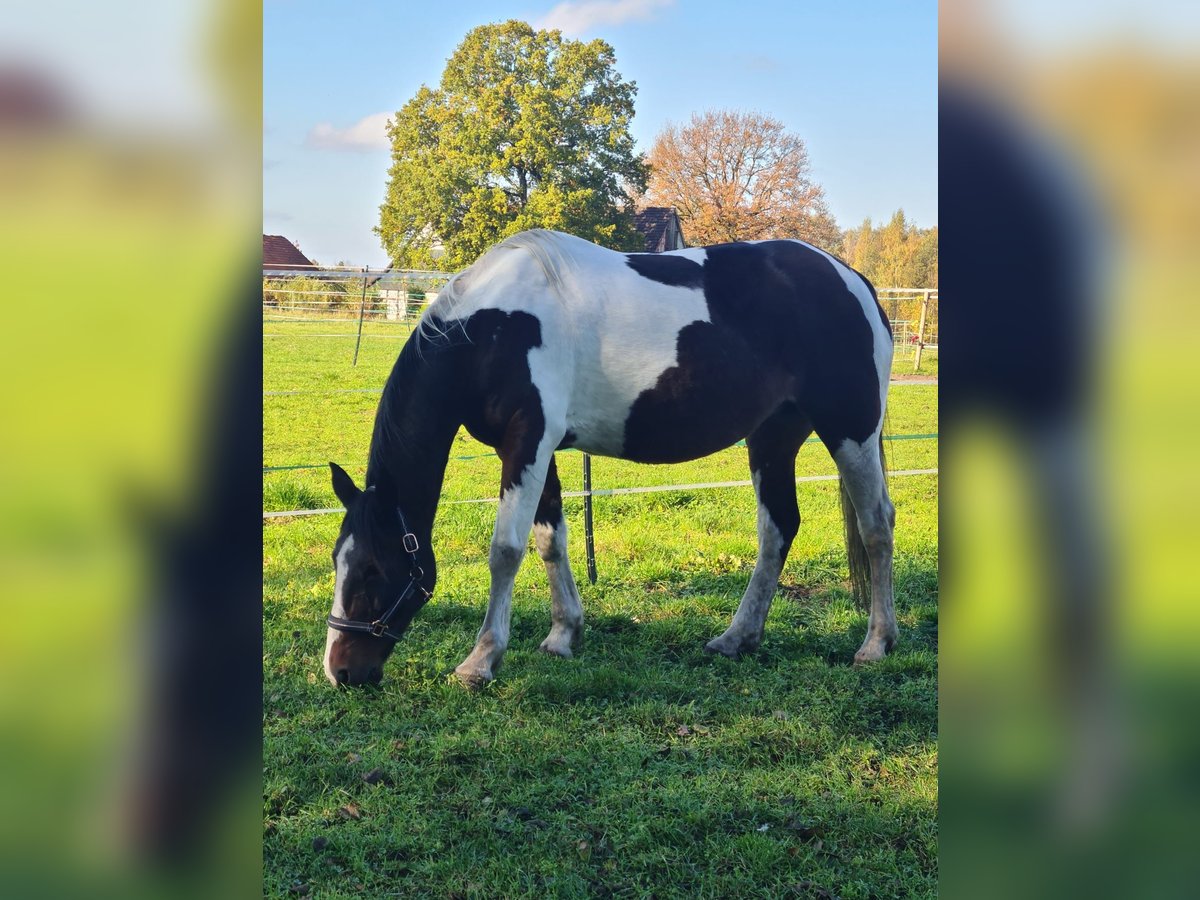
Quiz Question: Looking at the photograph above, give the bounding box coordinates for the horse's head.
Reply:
[322,462,433,687]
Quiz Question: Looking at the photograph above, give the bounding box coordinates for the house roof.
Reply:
[263,234,317,270]
[632,207,683,252]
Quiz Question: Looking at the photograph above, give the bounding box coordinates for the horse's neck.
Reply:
[367,347,462,538]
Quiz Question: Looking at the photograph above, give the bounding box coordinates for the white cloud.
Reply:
[306,111,391,151]
[535,0,674,37]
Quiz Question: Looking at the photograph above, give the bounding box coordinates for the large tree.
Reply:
[377,20,649,270]
[642,109,840,250]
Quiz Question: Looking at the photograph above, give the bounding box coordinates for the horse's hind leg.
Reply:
[706,406,812,658]
[532,455,584,657]
[829,432,898,663]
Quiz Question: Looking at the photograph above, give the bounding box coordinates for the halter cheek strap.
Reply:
[326,506,431,641]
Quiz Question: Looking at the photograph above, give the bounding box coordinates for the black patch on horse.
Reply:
[449,309,546,496]
[532,456,565,529]
[622,241,883,462]
[626,253,705,289]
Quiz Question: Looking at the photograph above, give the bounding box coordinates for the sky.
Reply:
[264,0,938,267]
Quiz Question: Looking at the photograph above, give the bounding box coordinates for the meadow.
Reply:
[264,315,938,898]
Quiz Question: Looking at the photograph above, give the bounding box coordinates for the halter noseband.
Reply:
[326,506,431,641]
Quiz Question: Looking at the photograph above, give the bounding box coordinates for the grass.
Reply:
[264,314,938,898]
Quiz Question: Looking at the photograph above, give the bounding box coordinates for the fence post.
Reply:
[913,290,930,373]
[352,267,369,367]
[582,453,597,584]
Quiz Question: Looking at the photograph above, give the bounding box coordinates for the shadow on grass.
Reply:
[335,554,939,719]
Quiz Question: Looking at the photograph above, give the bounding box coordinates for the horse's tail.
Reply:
[841,430,886,610]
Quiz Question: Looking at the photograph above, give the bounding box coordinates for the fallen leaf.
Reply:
[362,768,386,785]
[345,752,362,764]
[577,839,591,861]
[693,725,710,734]
[336,803,361,820]
[676,725,691,737]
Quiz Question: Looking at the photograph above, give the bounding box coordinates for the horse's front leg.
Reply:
[454,409,559,688]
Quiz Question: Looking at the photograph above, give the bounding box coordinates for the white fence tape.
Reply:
[262,468,938,520]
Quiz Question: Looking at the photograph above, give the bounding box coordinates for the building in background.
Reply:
[632,207,686,252]
[262,234,317,270]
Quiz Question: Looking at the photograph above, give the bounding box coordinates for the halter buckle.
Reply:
[402,533,419,554]
[369,620,387,637]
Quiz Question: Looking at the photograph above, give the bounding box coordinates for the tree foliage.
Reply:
[642,109,840,251]
[842,210,938,288]
[376,20,649,270]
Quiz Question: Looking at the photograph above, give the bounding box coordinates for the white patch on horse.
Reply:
[705,471,788,657]
[454,486,537,686]
[832,436,897,663]
[427,230,711,457]
[322,535,355,684]
[533,519,584,657]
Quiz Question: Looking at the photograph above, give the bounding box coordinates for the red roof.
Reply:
[263,234,317,270]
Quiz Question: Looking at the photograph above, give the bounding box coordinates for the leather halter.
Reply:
[325,506,430,641]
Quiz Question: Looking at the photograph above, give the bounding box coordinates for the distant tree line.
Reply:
[842,210,938,289]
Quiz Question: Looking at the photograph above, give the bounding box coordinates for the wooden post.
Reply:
[352,267,369,367]
[582,453,597,584]
[913,290,930,373]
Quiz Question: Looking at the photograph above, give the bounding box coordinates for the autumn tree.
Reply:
[842,210,937,288]
[642,109,840,251]
[376,20,649,270]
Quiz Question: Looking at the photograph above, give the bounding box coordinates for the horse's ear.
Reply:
[329,462,361,508]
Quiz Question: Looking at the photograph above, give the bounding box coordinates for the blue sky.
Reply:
[265,0,937,267]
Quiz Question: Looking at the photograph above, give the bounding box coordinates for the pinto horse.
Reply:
[323,229,896,687]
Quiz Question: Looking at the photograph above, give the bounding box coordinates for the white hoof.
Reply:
[704,631,758,659]
[538,636,574,658]
[454,661,494,689]
[538,623,579,658]
[853,632,896,665]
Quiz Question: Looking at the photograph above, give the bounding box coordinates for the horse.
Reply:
[322,229,896,687]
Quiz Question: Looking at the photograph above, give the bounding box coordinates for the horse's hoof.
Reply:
[453,665,493,690]
[538,638,574,658]
[704,636,743,659]
[852,636,895,665]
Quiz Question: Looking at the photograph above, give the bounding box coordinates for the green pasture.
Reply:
[264,314,938,898]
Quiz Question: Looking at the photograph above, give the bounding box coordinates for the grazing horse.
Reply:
[323,229,896,687]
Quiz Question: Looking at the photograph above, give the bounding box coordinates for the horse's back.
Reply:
[435,231,891,462]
